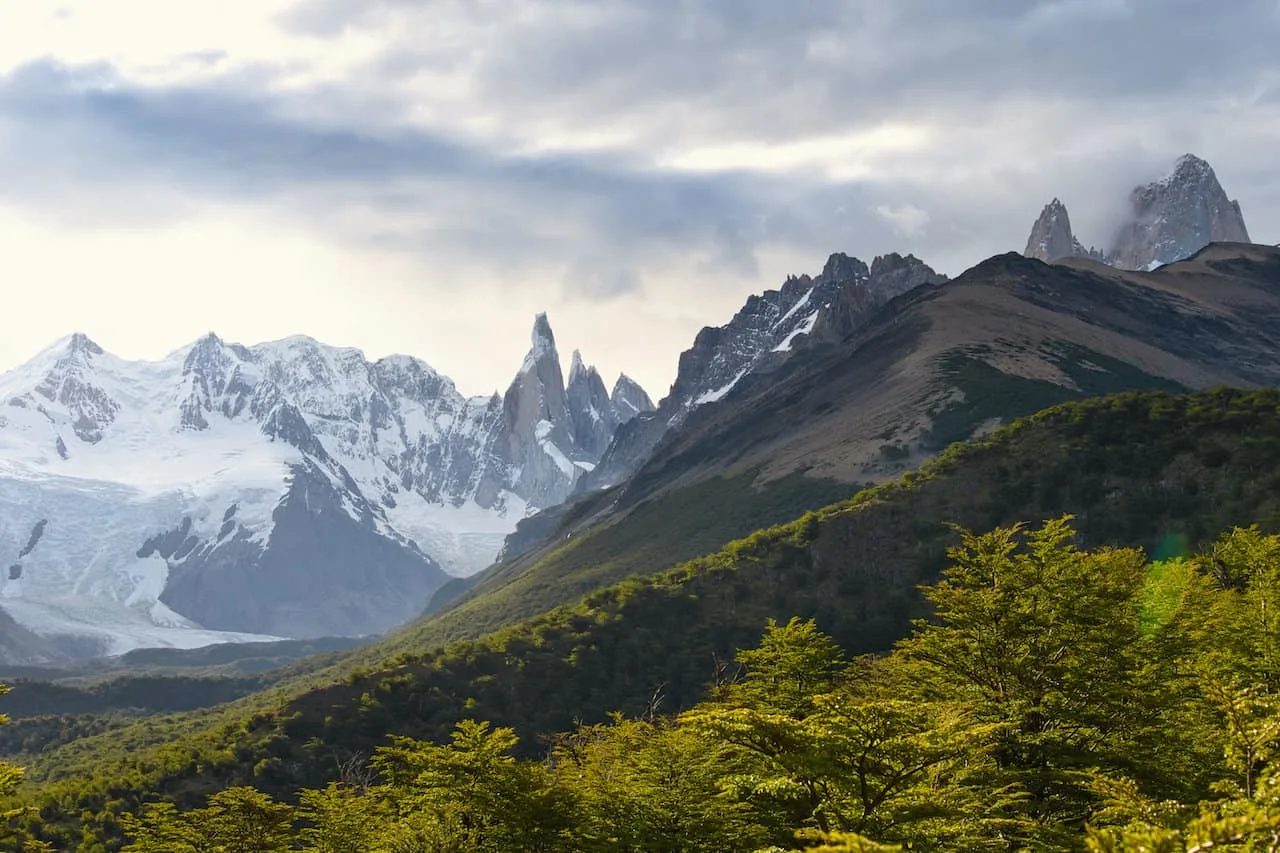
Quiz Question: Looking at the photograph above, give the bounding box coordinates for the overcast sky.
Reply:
[0,0,1276,399]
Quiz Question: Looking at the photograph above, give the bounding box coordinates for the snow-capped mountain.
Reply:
[579,252,946,492]
[0,318,651,655]
[1023,154,1252,270]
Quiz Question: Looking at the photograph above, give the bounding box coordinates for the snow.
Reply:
[0,464,282,655]
[0,325,604,649]
[381,491,530,578]
[694,367,750,405]
[772,309,822,352]
[540,436,578,479]
[771,287,814,331]
[0,335,480,649]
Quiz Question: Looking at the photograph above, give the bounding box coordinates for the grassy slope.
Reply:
[18,387,1280,851]
[364,337,1190,673]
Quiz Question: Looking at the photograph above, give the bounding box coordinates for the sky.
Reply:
[0,0,1277,400]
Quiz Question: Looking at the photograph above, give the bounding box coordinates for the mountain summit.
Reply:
[1024,198,1105,263]
[578,251,946,492]
[0,316,651,655]
[1022,154,1252,270]
[1110,154,1252,270]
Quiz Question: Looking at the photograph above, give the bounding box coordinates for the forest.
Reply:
[8,388,1280,850]
[9,518,1280,850]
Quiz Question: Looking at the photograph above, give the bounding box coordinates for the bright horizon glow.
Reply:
[0,1,1275,399]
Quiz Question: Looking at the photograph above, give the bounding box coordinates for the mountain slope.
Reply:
[413,243,1280,652]
[580,252,947,494]
[0,319,651,650]
[21,386,1280,851]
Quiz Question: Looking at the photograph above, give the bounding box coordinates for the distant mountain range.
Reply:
[0,321,653,656]
[418,242,1280,649]
[1024,153,1251,270]
[0,151,1272,663]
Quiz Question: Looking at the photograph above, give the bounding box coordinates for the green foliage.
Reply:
[1139,558,1198,636]
[17,388,1280,851]
[406,467,862,653]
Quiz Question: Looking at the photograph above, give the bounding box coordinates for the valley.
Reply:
[1,153,1280,851]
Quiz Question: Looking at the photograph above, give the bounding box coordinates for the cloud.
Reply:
[876,203,931,240]
[0,0,1277,393]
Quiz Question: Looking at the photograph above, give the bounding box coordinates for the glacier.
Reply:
[0,320,652,654]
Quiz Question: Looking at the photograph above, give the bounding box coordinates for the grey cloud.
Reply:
[287,0,1280,142]
[2,0,1278,312]
[0,59,904,297]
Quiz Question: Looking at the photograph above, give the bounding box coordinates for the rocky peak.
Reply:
[497,314,583,505]
[64,332,104,358]
[580,249,945,492]
[820,252,871,284]
[869,252,949,297]
[1109,153,1252,270]
[527,312,557,364]
[28,333,119,444]
[567,349,589,385]
[565,350,615,458]
[179,333,255,430]
[1022,199,1107,264]
[1024,198,1077,262]
[1024,153,1252,271]
[610,374,655,422]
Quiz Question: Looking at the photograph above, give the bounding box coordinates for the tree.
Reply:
[551,714,772,853]
[120,788,293,853]
[895,517,1165,843]
[372,720,573,852]
[0,684,33,849]
[296,782,385,853]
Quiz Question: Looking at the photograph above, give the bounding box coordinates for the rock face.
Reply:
[492,315,652,507]
[579,251,947,492]
[1023,154,1252,271]
[1024,198,1106,263]
[0,319,650,650]
[1109,154,1252,270]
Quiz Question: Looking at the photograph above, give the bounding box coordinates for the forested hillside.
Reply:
[13,517,1280,850]
[8,387,1280,849]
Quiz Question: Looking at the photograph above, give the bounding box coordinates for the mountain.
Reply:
[1110,154,1252,270]
[1023,154,1251,270]
[0,319,650,654]
[411,243,1280,655]
[22,385,1280,851]
[580,251,947,493]
[1024,198,1107,263]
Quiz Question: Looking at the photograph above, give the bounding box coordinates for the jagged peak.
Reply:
[65,332,103,356]
[569,349,586,377]
[1034,197,1071,220]
[610,373,655,413]
[531,312,556,349]
[33,332,104,361]
[820,252,870,282]
[517,313,560,376]
[611,372,643,395]
[1169,152,1213,177]
[1147,153,1222,193]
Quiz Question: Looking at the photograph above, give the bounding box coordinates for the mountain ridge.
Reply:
[0,318,653,656]
[431,243,1280,654]
[1024,153,1252,270]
